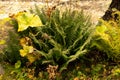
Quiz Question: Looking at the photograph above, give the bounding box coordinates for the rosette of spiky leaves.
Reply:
[11,7,94,71]
[28,8,94,71]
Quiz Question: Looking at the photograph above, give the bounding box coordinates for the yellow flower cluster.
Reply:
[19,45,34,57]
[12,11,43,32]
[19,37,39,63]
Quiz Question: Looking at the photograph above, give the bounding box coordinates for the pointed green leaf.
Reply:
[15,60,21,69]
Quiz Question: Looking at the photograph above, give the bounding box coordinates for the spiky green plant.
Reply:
[9,7,94,72]
[29,8,94,71]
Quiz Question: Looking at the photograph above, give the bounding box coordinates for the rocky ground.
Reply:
[0,0,111,22]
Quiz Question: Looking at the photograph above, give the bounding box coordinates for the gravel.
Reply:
[0,0,111,23]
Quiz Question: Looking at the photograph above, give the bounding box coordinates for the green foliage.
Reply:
[34,8,94,70]
[3,29,22,64]
[92,11,120,61]
[91,64,103,76]
[111,67,120,77]
[7,7,94,72]
[15,60,21,69]
[3,5,120,80]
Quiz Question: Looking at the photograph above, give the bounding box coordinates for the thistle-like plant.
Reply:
[10,7,94,72]
[31,8,94,71]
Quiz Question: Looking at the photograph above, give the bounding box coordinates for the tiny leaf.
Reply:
[15,60,21,69]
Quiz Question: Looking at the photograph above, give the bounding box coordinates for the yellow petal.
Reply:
[19,49,27,57]
[20,38,26,46]
[15,12,43,32]
[27,54,36,63]
[28,46,34,53]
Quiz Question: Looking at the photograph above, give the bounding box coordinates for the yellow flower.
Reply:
[14,12,43,32]
[20,38,27,46]
[27,54,36,63]
[20,37,31,46]
[19,49,27,57]
[19,45,34,57]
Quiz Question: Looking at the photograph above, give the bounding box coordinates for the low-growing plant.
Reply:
[7,6,94,73]
[92,10,120,61]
